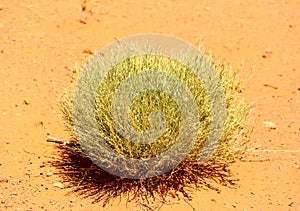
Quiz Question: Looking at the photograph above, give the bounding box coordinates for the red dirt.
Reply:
[1,0,299,210]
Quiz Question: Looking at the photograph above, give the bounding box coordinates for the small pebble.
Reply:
[24,98,30,105]
[0,175,8,183]
[46,172,53,177]
[262,49,272,58]
[0,4,5,11]
[53,182,63,188]
[263,121,277,129]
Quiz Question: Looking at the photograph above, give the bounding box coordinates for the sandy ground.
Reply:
[0,0,299,210]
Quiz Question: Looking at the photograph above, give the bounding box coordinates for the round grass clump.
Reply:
[57,47,252,208]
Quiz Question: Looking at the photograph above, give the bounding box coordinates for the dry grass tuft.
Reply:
[54,46,252,210]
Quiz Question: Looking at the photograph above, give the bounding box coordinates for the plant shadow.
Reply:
[50,142,239,210]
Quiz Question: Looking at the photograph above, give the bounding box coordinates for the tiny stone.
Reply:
[53,182,63,188]
[24,98,30,105]
[263,121,277,129]
[0,175,8,183]
[46,172,53,176]
[262,49,272,58]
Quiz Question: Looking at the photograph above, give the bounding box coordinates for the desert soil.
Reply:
[0,0,299,210]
